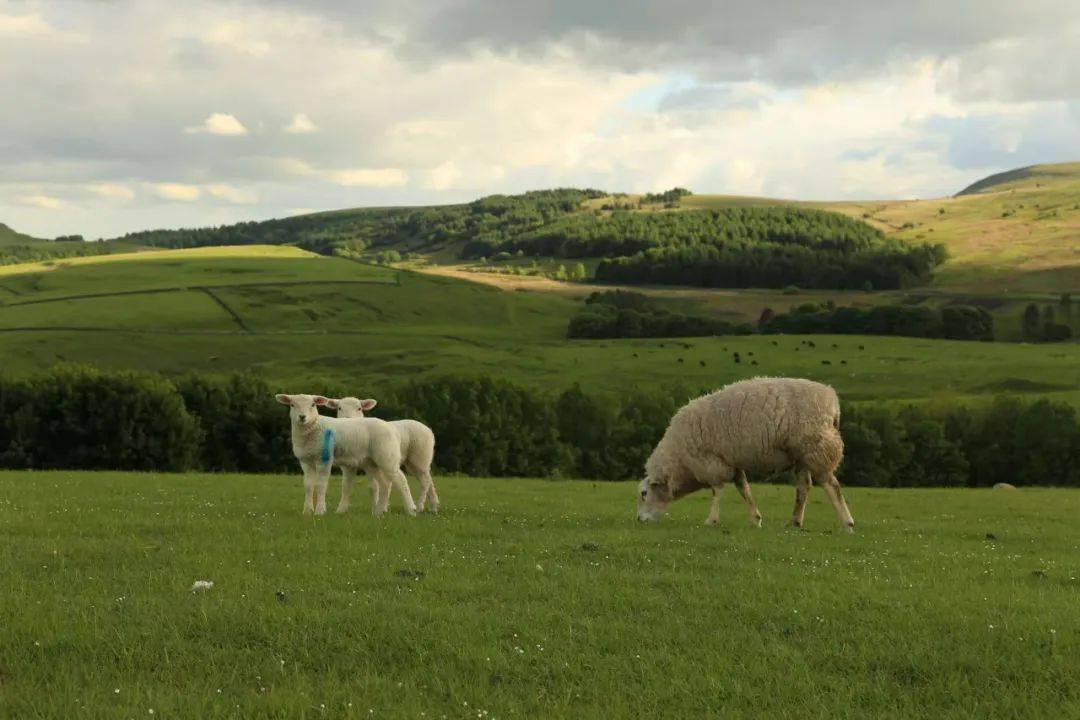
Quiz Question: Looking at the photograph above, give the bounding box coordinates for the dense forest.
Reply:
[1,366,1077,488]
[113,188,945,291]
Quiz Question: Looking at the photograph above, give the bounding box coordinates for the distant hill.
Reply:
[955,162,1080,196]
[0,223,43,246]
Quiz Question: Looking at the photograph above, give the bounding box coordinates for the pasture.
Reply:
[0,471,1077,718]
[0,247,1078,405]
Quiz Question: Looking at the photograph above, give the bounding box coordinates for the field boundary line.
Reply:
[0,279,397,308]
[200,288,250,332]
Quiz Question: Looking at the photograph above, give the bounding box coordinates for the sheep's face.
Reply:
[636,476,672,522]
[275,393,328,428]
[326,396,377,419]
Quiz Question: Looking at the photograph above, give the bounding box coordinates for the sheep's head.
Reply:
[275,393,329,428]
[636,475,673,522]
[324,396,377,419]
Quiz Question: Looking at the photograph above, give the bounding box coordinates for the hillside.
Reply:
[0,222,42,246]
[0,246,1077,407]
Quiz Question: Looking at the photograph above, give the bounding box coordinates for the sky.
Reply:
[1,0,1078,239]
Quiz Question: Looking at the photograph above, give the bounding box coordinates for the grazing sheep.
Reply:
[275,394,417,517]
[327,397,440,513]
[636,377,854,532]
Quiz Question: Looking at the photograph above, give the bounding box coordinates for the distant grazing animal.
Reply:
[636,377,854,532]
[992,482,1017,491]
[326,397,440,513]
[275,394,416,517]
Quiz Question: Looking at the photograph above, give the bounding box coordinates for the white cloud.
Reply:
[330,168,409,187]
[184,113,249,136]
[87,183,135,201]
[284,113,319,134]
[207,184,258,204]
[18,194,66,209]
[424,161,463,190]
[152,183,201,201]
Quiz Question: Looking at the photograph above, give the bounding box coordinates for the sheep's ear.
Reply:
[360,399,377,411]
[323,398,340,410]
[275,394,293,405]
[312,396,329,407]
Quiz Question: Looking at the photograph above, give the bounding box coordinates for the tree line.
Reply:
[760,302,995,341]
[567,291,995,341]
[116,189,604,258]
[1,365,1077,488]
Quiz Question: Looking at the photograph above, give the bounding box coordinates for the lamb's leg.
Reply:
[301,461,316,515]
[389,467,418,516]
[705,487,722,525]
[734,470,763,527]
[420,469,439,513]
[406,464,426,513]
[336,467,356,514]
[314,465,331,516]
[791,469,811,528]
[817,472,855,533]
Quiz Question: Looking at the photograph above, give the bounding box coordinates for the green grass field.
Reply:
[0,247,1078,404]
[1,471,1077,718]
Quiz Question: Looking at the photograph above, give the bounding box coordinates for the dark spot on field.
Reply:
[699,360,706,367]
[395,569,425,580]
[580,542,600,552]
[985,533,997,541]
[275,590,288,603]
[1031,569,1048,579]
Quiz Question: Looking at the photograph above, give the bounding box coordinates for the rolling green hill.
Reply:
[0,245,1077,407]
[0,222,43,246]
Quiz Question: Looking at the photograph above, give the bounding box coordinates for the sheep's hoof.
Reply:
[704,517,718,526]
[314,507,327,517]
[427,505,439,514]
[335,505,349,514]
[789,520,804,529]
[303,506,314,516]
[843,523,855,534]
[751,517,763,528]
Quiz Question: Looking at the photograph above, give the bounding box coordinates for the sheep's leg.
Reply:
[705,487,722,525]
[389,467,418,516]
[301,461,316,515]
[368,474,384,516]
[336,467,356,514]
[817,472,855,533]
[420,469,439,513]
[791,469,811,528]
[734,470,763,527]
[313,465,331,516]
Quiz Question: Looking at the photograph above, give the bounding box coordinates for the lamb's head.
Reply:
[324,396,377,419]
[636,474,673,522]
[275,393,329,428]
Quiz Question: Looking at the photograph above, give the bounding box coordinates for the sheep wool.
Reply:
[275,393,417,517]
[636,377,855,531]
[326,396,440,514]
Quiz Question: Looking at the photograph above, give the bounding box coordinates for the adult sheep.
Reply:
[325,396,440,514]
[275,393,417,517]
[635,377,855,532]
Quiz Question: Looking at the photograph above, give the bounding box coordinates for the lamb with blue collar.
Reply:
[275,393,417,517]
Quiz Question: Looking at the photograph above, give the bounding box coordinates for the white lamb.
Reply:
[275,393,417,517]
[325,397,440,513]
[636,377,855,532]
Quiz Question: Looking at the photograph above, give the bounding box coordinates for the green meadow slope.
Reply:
[0,246,1077,406]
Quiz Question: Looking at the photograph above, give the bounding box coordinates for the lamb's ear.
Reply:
[275,394,293,405]
[360,399,377,411]
[323,398,340,410]
[312,395,329,407]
